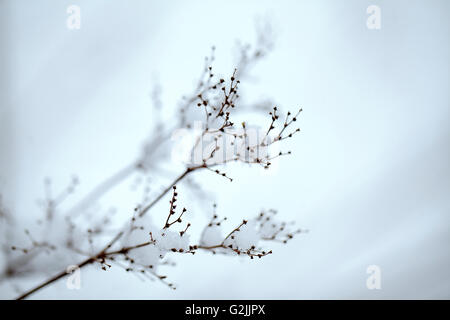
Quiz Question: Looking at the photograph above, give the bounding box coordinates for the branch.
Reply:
[15,166,205,299]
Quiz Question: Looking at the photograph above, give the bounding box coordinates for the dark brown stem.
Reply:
[15,166,204,300]
[3,164,137,281]
[15,257,93,300]
[138,165,204,218]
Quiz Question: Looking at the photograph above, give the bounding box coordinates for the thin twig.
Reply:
[15,166,205,299]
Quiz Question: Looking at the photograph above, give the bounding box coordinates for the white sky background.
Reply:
[0,0,449,299]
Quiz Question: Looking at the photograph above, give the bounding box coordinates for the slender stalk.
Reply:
[15,167,201,300]
[15,257,93,300]
[1,163,137,285]
[138,165,204,217]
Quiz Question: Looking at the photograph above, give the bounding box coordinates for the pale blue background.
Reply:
[0,0,449,299]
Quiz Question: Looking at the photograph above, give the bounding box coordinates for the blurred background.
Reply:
[0,0,449,299]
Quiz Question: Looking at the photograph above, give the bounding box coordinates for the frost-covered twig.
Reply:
[15,187,304,300]
[1,26,306,299]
